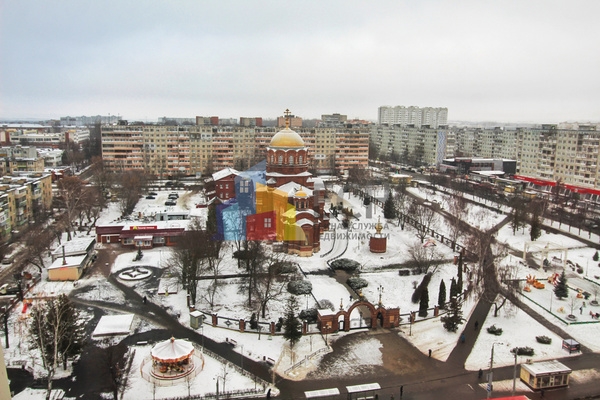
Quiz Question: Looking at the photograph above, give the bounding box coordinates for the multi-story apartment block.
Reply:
[370,125,454,167]
[101,125,369,177]
[378,106,448,128]
[451,123,600,191]
[239,117,263,127]
[0,146,46,175]
[0,172,53,242]
[319,113,347,127]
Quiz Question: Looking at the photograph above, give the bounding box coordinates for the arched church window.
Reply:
[299,155,303,164]
[289,155,294,165]
[278,155,283,165]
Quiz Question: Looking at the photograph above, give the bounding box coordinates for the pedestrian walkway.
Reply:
[445,295,492,368]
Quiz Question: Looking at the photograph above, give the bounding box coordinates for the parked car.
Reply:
[0,283,20,295]
[148,192,158,196]
[168,192,179,199]
[165,201,176,206]
[146,195,156,200]
[1,256,13,265]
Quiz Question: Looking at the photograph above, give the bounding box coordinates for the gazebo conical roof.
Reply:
[151,337,194,363]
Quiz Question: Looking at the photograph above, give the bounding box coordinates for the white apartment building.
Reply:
[370,125,454,167]
[378,106,448,128]
[451,124,600,190]
[101,125,369,177]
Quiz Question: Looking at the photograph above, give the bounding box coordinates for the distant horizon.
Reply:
[1,114,599,127]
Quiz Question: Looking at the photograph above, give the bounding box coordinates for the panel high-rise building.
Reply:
[378,106,448,128]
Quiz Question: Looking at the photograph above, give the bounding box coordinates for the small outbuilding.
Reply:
[562,338,580,354]
[520,360,571,391]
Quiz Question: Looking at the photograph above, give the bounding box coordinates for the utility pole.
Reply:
[488,342,503,399]
[512,349,518,396]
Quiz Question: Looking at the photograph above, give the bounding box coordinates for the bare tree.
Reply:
[55,176,88,240]
[115,170,148,215]
[394,182,410,230]
[29,295,85,400]
[408,200,438,243]
[98,341,130,400]
[255,252,297,320]
[446,193,469,245]
[20,222,54,274]
[235,240,265,307]
[406,240,443,275]
[170,220,223,307]
[90,156,113,196]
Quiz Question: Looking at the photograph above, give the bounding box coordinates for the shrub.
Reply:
[299,308,318,324]
[411,273,432,304]
[287,280,313,295]
[398,269,410,276]
[487,325,503,336]
[319,299,335,311]
[347,277,368,291]
[512,346,534,356]
[331,258,361,272]
[536,335,552,344]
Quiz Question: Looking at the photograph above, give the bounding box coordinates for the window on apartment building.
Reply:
[264,218,272,228]
[226,184,229,189]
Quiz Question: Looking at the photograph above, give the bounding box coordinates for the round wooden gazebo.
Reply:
[150,337,195,379]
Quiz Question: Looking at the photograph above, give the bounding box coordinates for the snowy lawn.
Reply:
[465,298,581,371]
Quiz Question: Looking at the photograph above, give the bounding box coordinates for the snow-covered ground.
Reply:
[5,184,600,399]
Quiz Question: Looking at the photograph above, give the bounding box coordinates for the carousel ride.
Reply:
[149,337,201,379]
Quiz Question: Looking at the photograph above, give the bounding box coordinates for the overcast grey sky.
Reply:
[1,1,598,123]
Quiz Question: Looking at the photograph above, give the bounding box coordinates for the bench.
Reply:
[226,338,237,347]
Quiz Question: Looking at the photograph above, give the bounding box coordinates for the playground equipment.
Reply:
[525,274,546,291]
[547,273,559,286]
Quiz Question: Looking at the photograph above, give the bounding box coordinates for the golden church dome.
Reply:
[295,189,307,197]
[269,127,305,148]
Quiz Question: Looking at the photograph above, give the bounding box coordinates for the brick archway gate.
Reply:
[317,300,399,334]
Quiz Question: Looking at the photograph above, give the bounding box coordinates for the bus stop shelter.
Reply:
[304,388,340,400]
[346,383,381,400]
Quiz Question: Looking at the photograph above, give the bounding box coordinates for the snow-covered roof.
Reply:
[52,237,95,258]
[521,360,571,375]
[151,337,195,362]
[277,181,313,197]
[212,167,239,182]
[92,314,135,337]
[48,254,87,269]
[266,171,312,178]
[346,383,381,393]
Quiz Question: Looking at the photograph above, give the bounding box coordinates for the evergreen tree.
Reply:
[593,250,599,262]
[529,202,543,241]
[383,192,396,219]
[441,297,464,332]
[438,279,447,309]
[554,270,569,299]
[282,296,303,359]
[449,277,458,298]
[418,287,429,317]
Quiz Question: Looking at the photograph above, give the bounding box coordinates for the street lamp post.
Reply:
[512,348,518,396]
[487,342,503,399]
